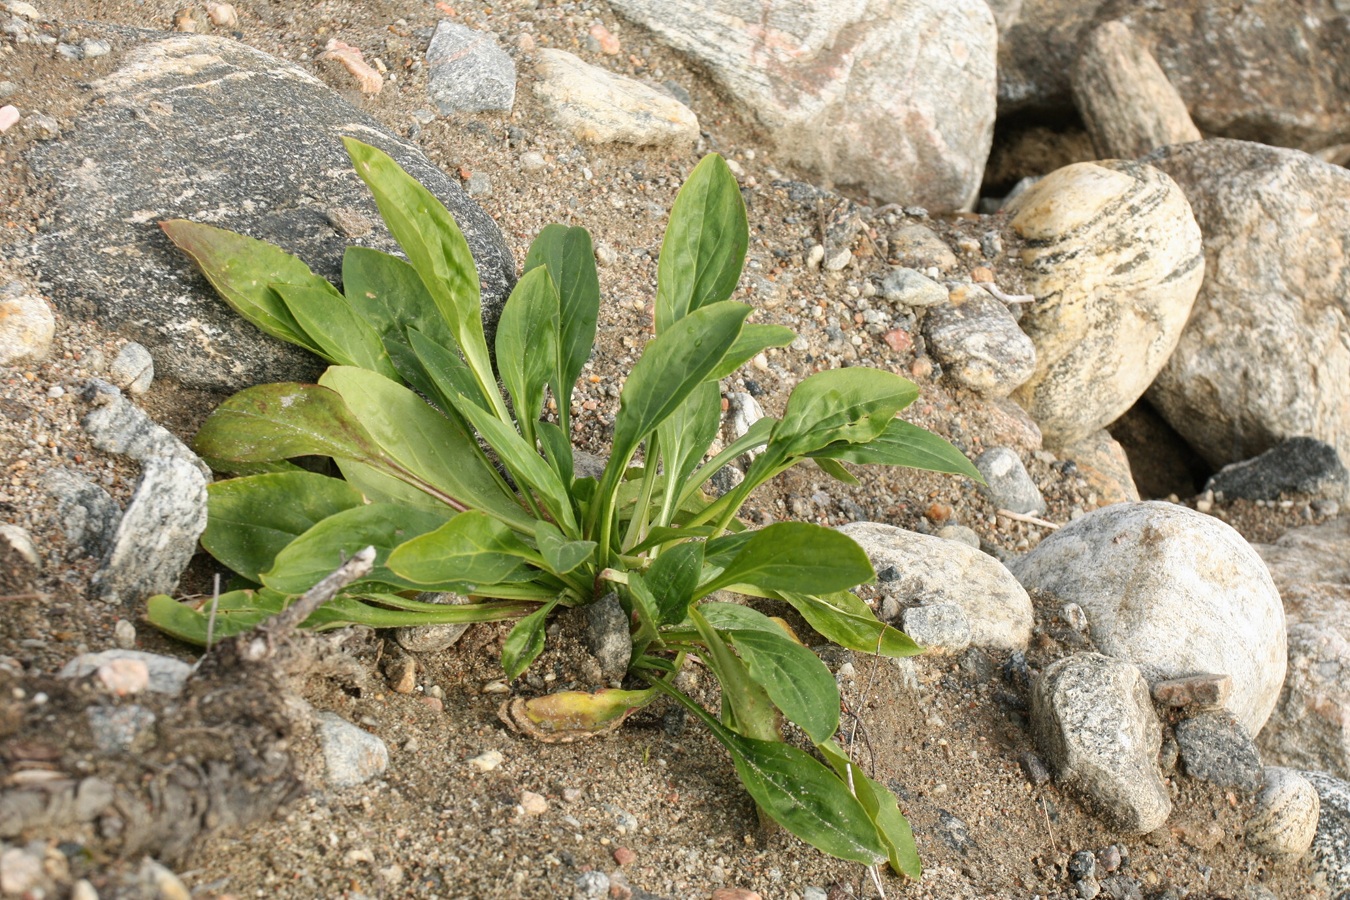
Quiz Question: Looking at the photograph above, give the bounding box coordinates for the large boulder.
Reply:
[1003,160,1204,448]
[1254,518,1350,780]
[1145,140,1350,472]
[998,0,1350,152]
[1009,502,1286,735]
[608,0,997,211]
[23,34,516,393]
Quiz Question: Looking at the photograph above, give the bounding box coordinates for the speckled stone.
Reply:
[1246,767,1319,861]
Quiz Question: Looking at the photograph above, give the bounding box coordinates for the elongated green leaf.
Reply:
[813,456,860,486]
[405,327,490,415]
[627,573,663,651]
[262,504,450,594]
[700,601,787,634]
[496,266,559,426]
[343,138,504,416]
[810,417,983,482]
[727,626,839,745]
[318,366,530,529]
[160,219,324,354]
[605,301,752,486]
[656,381,721,526]
[501,597,560,679]
[387,510,536,588]
[707,323,796,381]
[629,525,717,556]
[330,458,453,515]
[146,590,282,645]
[699,522,874,598]
[645,541,704,626]
[445,389,577,532]
[272,282,399,379]
[651,679,886,865]
[773,368,919,459]
[536,420,576,495]
[534,521,595,575]
[342,246,456,351]
[523,224,599,421]
[778,590,922,658]
[655,154,748,332]
[203,472,365,581]
[820,740,921,879]
[193,382,383,466]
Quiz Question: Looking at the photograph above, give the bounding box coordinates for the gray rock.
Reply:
[609,0,997,211]
[86,704,157,754]
[1003,160,1203,447]
[317,711,389,789]
[888,224,957,273]
[998,1,1350,152]
[59,649,192,694]
[80,380,209,479]
[575,870,610,898]
[25,35,515,392]
[532,49,699,148]
[839,521,1033,650]
[1010,502,1286,736]
[923,294,1036,398]
[1301,770,1350,897]
[90,456,208,606]
[0,525,40,594]
[584,592,631,683]
[901,603,971,653]
[935,524,981,549]
[390,592,473,653]
[1031,653,1171,833]
[880,267,948,308]
[1175,710,1263,793]
[975,447,1046,515]
[1246,767,1319,862]
[725,391,763,445]
[425,21,516,114]
[0,273,54,365]
[1145,141,1350,472]
[108,342,154,394]
[43,467,122,560]
[1253,518,1350,778]
[1206,437,1349,503]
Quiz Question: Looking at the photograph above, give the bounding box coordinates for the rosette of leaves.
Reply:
[147,138,982,875]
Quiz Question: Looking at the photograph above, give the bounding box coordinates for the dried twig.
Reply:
[997,508,1061,530]
[974,280,1036,305]
[266,546,376,635]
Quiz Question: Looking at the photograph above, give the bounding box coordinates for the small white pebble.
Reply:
[467,749,504,773]
[562,787,583,802]
[97,658,150,696]
[482,680,510,694]
[520,790,548,815]
[113,618,136,650]
[46,384,64,399]
[594,242,619,267]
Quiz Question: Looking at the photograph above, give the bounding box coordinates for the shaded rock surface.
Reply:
[839,521,1033,650]
[1206,437,1349,503]
[1175,710,1263,793]
[1011,502,1286,735]
[24,34,515,392]
[532,48,698,148]
[1301,770,1350,897]
[609,0,997,211]
[1031,653,1171,833]
[1145,140,1350,472]
[1003,160,1204,448]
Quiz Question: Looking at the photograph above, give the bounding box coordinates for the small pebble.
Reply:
[520,790,548,815]
[206,1,238,26]
[113,618,136,649]
[519,151,546,172]
[613,846,636,866]
[588,23,621,55]
[575,870,609,897]
[0,847,43,894]
[595,242,619,267]
[419,696,444,712]
[109,342,154,394]
[81,38,112,58]
[468,749,504,772]
[97,657,150,695]
[711,890,761,900]
[563,787,583,802]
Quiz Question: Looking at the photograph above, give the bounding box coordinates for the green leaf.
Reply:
[707,323,796,381]
[813,456,860,486]
[534,521,595,575]
[645,541,704,626]
[778,590,922,658]
[655,381,721,526]
[820,740,922,879]
[261,504,451,594]
[318,366,530,529]
[810,417,983,482]
[341,246,457,351]
[405,327,490,415]
[523,224,599,421]
[160,219,324,355]
[272,282,399,379]
[146,590,281,645]
[604,301,752,490]
[202,472,365,582]
[343,138,504,417]
[331,458,456,515]
[628,524,717,556]
[726,626,839,745]
[651,680,886,865]
[192,382,385,467]
[772,368,919,460]
[536,420,576,493]
[699,522,874,598]
[387,510,537,589]
[655,154,748,332]
[496,266,560,426]
[501,597,560,680]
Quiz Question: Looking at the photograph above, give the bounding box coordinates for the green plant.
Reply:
[147,138,982,876]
